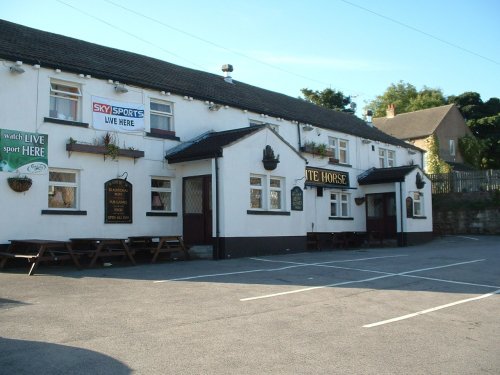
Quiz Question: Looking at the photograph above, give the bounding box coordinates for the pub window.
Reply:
[151,178,172,211]
[49,80,81,121]
[269,177,284,210]
[150,99,173,134]
[250,175,285,210]
[48,169,79,209]
[413,192,424,217]
[379,148,395,168]
[250,175,263,209]
[328,137,349,164]
[331,192,351,218]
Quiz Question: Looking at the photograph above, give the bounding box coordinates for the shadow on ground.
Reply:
[0,337,131,375]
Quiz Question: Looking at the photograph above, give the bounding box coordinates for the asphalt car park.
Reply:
[1,235,499,374]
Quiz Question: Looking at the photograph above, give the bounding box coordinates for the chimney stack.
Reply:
[386,104,396,118]
[222,64,234,84]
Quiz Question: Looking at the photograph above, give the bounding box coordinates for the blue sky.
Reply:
[2,0,499,114]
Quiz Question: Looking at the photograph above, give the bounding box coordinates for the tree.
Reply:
[300,88,352,112]
[367,81,446,117]
[450,92,500,169]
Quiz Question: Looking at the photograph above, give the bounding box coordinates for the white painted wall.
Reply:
[218,128,307,237]
[0,60,430,245]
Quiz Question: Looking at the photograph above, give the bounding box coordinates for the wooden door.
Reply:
[366,193,397,239]
[183,176,212,245]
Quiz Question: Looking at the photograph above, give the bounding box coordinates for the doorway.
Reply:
[365,193,397,239]
[183,175,212,245]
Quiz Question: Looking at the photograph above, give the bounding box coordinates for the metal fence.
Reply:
[428,170,500,194]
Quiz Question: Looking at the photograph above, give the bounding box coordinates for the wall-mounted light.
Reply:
[10,61,25,74]
[302,124,314,132]
[114,84,128,93]
[208,103,221,111]
[362,139,372,144]
[408,150,417,155]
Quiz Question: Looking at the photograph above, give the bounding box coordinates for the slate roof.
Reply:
[0,19,419,150]
[372,104,456,140]
[357,165,418,185]
[165,126,264,163]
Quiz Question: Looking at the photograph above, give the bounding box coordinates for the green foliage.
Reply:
[425,134,451,174]
[303,141,330,156]
[367,81,445,117]
[300,88,351,112]
[451,93,500,169]
[458,135,488,168]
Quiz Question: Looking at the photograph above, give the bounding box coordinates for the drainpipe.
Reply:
[297,122,302,150]
[213,154,221,260]
[399,182,405,247]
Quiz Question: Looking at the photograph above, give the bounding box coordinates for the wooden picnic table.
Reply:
[0,239,81,276]
[128,235,190,263]
[70,238,136,267]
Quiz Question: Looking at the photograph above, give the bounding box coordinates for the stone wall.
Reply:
[433,192,500,235]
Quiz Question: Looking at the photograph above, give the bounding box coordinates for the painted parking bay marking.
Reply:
[240,259,486,302]
[363,289,500,328]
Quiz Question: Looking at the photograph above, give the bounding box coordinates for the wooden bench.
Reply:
[128,236,190,263]
[306,232,320,250]
[0,239,81,276]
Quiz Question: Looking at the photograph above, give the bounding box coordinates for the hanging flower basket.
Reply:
[7,176,33,192]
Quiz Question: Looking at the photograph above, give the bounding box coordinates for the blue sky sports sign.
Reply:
[0,129,48,174]
[92,96,145,132]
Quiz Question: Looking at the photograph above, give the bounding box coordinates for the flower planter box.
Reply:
[66,143,144,160]
[300,145,333,158]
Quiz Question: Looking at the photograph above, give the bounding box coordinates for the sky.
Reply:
[1,0,499,116]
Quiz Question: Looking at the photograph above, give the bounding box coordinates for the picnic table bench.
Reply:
[0,239,81,276]
[128,235,190,263]
[70,238,136,267]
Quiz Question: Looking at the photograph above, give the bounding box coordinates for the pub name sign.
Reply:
[305,167,350,188]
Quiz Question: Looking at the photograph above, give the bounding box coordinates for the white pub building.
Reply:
[0,20,432,259]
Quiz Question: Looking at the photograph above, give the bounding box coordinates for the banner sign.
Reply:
[0,128,48,174]
[92,96,145,132]
[305,167,350,188]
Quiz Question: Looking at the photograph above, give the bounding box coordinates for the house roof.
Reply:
[372,104,456,140]
[357,165,418,185]
[0,19,420,151]
[166,126,264,163]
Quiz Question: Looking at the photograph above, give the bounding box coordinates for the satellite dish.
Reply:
[350,102,357,110]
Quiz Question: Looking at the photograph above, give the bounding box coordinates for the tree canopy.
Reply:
[366,81,446,117]
[300,88,354,113]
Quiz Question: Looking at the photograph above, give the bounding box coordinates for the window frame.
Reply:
[49,80,82,122]
[379,148,396,168]
[328,136,349,164]
[48,168,79,210]
[413,192,424,217]
[249,174,285,211]
[330,192,351,218]
[150,177,173,212]
[150,99,174,134]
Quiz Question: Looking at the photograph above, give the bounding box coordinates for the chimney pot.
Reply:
[386,104,396,118]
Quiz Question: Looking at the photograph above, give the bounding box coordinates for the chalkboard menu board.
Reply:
[291,186,303,211]
[105,179,132,223]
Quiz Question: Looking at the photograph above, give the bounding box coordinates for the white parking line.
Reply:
[153,254,407,283]
[240,259,485,302]
[363,289,500,328]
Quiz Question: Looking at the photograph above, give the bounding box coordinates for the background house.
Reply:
[373,104,474,172]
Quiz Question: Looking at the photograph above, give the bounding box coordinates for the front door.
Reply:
[366,193,397,239]
[183,176,212,245]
